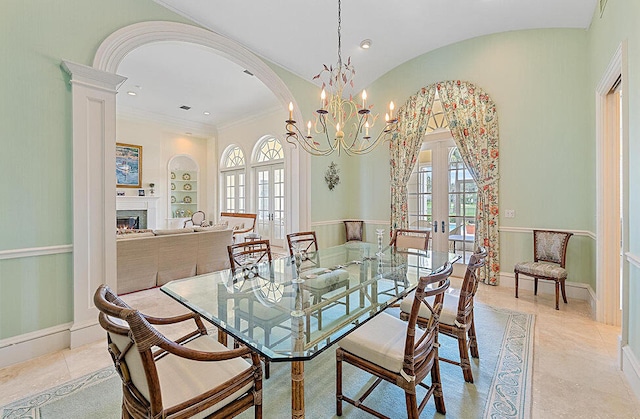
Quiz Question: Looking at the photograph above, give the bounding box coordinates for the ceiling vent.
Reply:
[179,105,191,111]
[243,69,254,76]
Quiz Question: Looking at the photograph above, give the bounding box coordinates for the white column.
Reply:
[61,60,126,348]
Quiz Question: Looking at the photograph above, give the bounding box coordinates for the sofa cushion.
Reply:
[116,232,156,240]
[153,228,195,235]
[194,223,228,232]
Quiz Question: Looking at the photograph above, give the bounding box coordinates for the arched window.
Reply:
[221,145,246,212]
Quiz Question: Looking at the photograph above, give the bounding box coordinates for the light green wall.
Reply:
[587,1,640,368]
[0,0,194,339]
[304,29,597,289]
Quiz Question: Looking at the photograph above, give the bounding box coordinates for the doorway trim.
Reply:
[595,42,626,328]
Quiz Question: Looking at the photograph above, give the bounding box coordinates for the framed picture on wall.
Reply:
[116,143,142,188]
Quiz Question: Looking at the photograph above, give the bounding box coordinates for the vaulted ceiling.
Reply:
[116,0,598,136]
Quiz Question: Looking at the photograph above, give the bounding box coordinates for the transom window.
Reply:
[256,137,284,162]
[224,146,245,168]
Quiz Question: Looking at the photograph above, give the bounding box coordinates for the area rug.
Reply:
[1,304,534,418]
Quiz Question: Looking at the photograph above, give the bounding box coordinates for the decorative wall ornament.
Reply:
[324,161,341,190]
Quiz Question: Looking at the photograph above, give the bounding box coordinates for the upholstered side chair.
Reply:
[400,247,487,383]
[184,210,206,227]
[343,220,364,242]
[94,284,262,419]
[514,230,573,310]
[336,263,453,418]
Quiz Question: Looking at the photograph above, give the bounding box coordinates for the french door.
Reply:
[407,136,478,266]
[255,163,285,247]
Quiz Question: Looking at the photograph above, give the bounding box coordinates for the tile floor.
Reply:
[1,282,639,418]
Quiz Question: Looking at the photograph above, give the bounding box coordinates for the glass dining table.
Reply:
[161,241,460,419]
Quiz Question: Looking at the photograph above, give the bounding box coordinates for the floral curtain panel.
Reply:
[437,80,500,285]
[389,86,437,233]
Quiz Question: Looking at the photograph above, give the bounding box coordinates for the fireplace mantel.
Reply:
[116,196,160,229]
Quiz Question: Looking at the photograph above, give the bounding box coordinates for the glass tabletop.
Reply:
[161,242,459,362]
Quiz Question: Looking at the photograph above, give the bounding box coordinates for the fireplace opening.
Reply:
[116,210,148,230]
[117,216,139,230]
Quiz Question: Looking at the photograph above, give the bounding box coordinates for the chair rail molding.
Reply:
[62,59,126,349]
[0,244,72,260]
[498,226,596,240]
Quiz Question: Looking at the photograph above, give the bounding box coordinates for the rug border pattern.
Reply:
[483,306,535,419]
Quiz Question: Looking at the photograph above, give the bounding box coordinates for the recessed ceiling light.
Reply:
[203,111,210,115]
[360,39,372,49]
[127,91,137,96]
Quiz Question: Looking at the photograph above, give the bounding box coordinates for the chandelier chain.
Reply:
[337,0,342,68]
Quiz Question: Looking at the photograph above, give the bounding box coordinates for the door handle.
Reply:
[442,221,445,233]
[433,221,438,233]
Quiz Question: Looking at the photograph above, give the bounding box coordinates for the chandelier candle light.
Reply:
[285,0,398,156]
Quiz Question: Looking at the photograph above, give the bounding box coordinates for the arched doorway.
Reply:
[64,21,308,346]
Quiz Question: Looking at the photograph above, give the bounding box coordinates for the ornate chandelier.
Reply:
[285,0,398,156]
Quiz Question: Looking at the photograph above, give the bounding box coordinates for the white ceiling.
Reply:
[117,0,598,136]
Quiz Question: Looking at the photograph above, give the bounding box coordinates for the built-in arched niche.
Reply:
[168,154,199,228]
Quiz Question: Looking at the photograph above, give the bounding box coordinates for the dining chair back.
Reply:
[336,263,453,418]
[400,247,487,382]
[228,239,273,273]
[390,228,430,251]
[343,220,364,242]
[94,284,262,419]
[286,231,350,338]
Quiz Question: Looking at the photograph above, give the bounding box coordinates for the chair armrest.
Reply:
[158,337,258,363]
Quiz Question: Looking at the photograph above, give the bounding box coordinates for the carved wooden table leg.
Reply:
[291,283,306,418]
[291,360,305,418]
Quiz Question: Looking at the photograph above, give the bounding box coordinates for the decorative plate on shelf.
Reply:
[171,196,176,203]
[182,173,191,180]
[183,196,192,203]
[183,183,192,191]
[171,172,176,179]
[171,183,176,190]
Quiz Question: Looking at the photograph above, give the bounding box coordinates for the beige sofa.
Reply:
[116,227,233,294]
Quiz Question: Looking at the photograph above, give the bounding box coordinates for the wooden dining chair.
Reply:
[336,263,453,418]
[389,228,430,251]
[399,247,487,383]
[514,229,573,310]
[227,239,289,378]
[379,229,431,297]
[94,284,262,419]
[286,231,350,336]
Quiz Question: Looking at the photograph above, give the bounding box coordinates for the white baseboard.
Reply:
[622,345,640,401]
[0,323,72,369]
[0,320,105,369]
[499,271,596,307]
[70,320,104,349]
